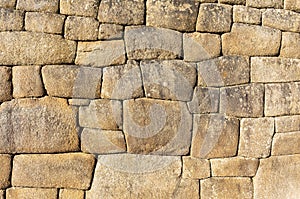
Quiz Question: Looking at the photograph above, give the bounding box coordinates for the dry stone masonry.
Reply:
[0,0,299,198]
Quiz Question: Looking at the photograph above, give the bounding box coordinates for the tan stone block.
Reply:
[272,132,300,155]
[182,157,210,179]
[285,0,300,12]
[0,155,11,189]
[275,115,300,133]
[59,189,84,199]
[0,67,11,102]
[198,0,217,2]
[68,99,90,106]
[60,0,99,17]
[0,190,3,199]
[246,0,283,8]
[6,188,57,199]
[0,0,15,8]
[222,23,281,56]
[173,179,199,199]
[281,32,300,59]
[233,5,261,24]
[16,0,59,12]
[0,8,23,31]
[239,118,274,158]
[219,0,246,4]
[12,153,95,189]
[99,24,123,40]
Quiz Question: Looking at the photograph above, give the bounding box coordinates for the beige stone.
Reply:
[16,0,59,12]
[0,0,16,8]
[98,0,144,25]
[275,115,300,133]
[0,32,76,65]
[198,0,217,2]
[0,190,3,199]
[0,8,23,31]
[233,5,261,24]
[60,0,99,17]
[42,65,102,98]
[211,157,259,177]
[6,188,57,199]
[68,99,90,106]
[0,67,11,102]
[147,0,199,32]
[253,155,300,198]
[182,157,210,179]
[0,155,11,189]
[59,189,84,199]
[272,132,300,155]
[246,0,283,8]
[285,0,300,12]
[281,32,300,59]
[191,114,239,159]
[99,24,123,40]
[222,23,281,56]
[239,118,274,158]
[173,179,199,199]
[75,40,125,67]
[12,153,95,189]
[219,0,246,4]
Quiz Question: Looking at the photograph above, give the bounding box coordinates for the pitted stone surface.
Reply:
[0,155,11,189]
[281,32,300,59]
[275,115,300,133]
[0,8,23,31]
[60,0,99,17]
[246,0,283,8]
[17,0,59,12]
[233,5,261,24]
[0,67,12,102]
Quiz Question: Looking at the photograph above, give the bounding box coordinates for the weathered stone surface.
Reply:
[197,3,232,33]
[174,179,199,199]
[191,114,239,159]
[182,157,210,179]
[140,60,196,101]
[0,155,11,189]
[0,0,15,8]
[65,16,99,41]
[59,189,84,199]
[98,0,144,25]
[17,0,59,12]
[220,84,264,117]
[125,26,182,60]
[222,23,281,56]
[0,190,3,199]
[219,0,246,4]
[12,66,44,98]
[81,128,126,154]
[211,157,259,177]
[87,154,182,198]
[0,32,76,65]
[12,153,95,189]
[276,115,300,133]
[285,0,300,12]
[253,155,300,198]
[281,32,300,59]
[0,8,23,31]
[246,0,283,8]
[0,67,11,102]
[6,188,57,199]
[0,97,79,153]
[79,99,122,130]
[42,65,102,98]
[124,98,192,155]
[233,5,261,24]
[183,33,221,61]
[239,118,274,158]
[272,132,300,155]
[75,40,125,67]
[60,0,99,17]
[147,0,199,32]
[68,99,90,106]
[25,12,65,34]
[99,24,123,40]
[201,177,253,199]
[265,82,300,116]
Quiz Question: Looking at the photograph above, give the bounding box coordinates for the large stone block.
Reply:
[0,0,16,8]
[0,155,11,189]
[16,0,59,12]
[98,24,123,40]
[6,188,57,199]
[182,157,210,179]
[281,32,300,59]
[272,132,300,155]
[246,0,283,8]
[285,0,300,12]
[60,0,99,17]
[0,8,23,31]
[233,5,261,24]
[275,115,300,133]
[0,67,11,102]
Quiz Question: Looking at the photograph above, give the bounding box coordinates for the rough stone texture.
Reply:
[6,188,57,199]
[123,98,192,155]
[12,65,44,98]
[219,0,246,4]
[98,0,144,25]
[0,155,11,189]
[239,118,274,158]
[0,97,79,153]
[140,60,196,101]
[272,132,300,155]
[173,179,199,199]
[197,3,232,33]
[211,157,259,177]
[0,32,76,65]
[16,0,59,12]
[0,8,23,31]
[87,154,182,198]
[182,157,210,179]
[0,0,15,8]
[222,23,281,56]
[281,32,300,59]
[65,16,99,41]
[201,177,253,199]
[285,0,300,12]
[183,33,221,62]
[59,189,84,199]
[253,155,300,198]
[12,153,95,189]
[246,0,283,8]
[25,12,65,34]
[275,115,300,133]
[191,114,239,159]
[0,67,12,102]
[220,84,264,117]
[233,5,261,24]
[265,82,300,116]
[42,65,102,99]
[68,99,90,106]
[0,190,3,199]
[147,0,199,32]
[75,40,125,67]
[99,24,123,40]
[125,26,183,60]
[60,0,99,17]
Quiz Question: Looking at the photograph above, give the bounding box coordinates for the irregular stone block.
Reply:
[182,157,210,179]
[191,114,239,159]
[147,0,199,31]
[0,32,76,65]
[124,26,183,60]
[281,32,300,59]
[75,40,125,67]
[59,189,84,199]
[285,0,300,12]
[0,155,11,189]
[246,0,283,8]
[16,0,59,12]
[275,115,300,133]
[60,0,99,17]
[140,60,196,101]
[219,0,246,4]
[99,24,123,40]
[239,118,274,158]
[272,132,300,155]
[6,188,57,199]
[0,67,11,102]
[233,5,261,24]
[0,0,15,8]
[98,0,144,25]
[253,155,300,198]
[197,3,232,33]
[222,23,281,56]
[0,8,23,31]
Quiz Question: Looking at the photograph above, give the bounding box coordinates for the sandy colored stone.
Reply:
[219,0,246,4]
[60,0,99,17]
[0,155,11,189]
[16,0,59,12]
[81,128,126,154]
[239,118,274,158]
[0,67,11,102]
[198,0,217,2]
[174,179,199,199]
[125,26,183,60]
[42,65,102,98]
[75,40,125,67]
[0,0,15,8]
[98,0,144,25]
[0,32,76,65]
[140,60,196,101]
[59,189,84,199]
[253,155,300,198]
[275,115,300,133]
[211,157,259,177]
[25,12,65,34]
[0,190,3,199]
[285,0,300,12]
[182,157,210,179]
[191,114,239,159]
[197,3,232,33]
[183,33,221,62]
[6,188,57,199]
[201,177,253,199]
[147,0,199,32]
[0,97,79,153]
[281,32,300,59]
[222,23,281,56]
[0,8,23,31]
[246,0,283,8]
[233,5,261,24]
[99,24,123,40]
[272,132,300,155]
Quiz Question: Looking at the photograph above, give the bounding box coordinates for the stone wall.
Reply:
[0,0,299,198]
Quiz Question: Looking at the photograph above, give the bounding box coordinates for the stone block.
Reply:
[275,115,300,133]
[182,157,210,179]
[0,0,15,8]
[6,188,57,199]
[272,132,300,155]
[219,0,246,4]
[17,0,59,12]
[233,5,261,24]
[0,67,11,102]
[99,24,123,40]
[285,0,300,12]
[59,189,84,199]
[281,32,300,59]
[60,0,99,17]
[0,155,11,189]
[0,8,23,31]
[246,0,283,8]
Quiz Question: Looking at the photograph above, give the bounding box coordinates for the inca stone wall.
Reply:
[0,0,299,198]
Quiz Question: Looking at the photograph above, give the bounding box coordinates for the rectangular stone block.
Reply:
[0,8,23,31]
[275,115,300,133]
[246,0,283,8]
[99,24,123,40]
[6,188,57,199]
[0,0,16,8]
[182,157,210,179]
[272,132,300,155]
[60,0,99,17]
[233,5,261,24]
[17,0,59,12]
[0,155,11,189]
[280,32,300,59]
[219,0,246,4]
[285,0,300,12]
[0,67,11,102]
[59,189,84,199]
